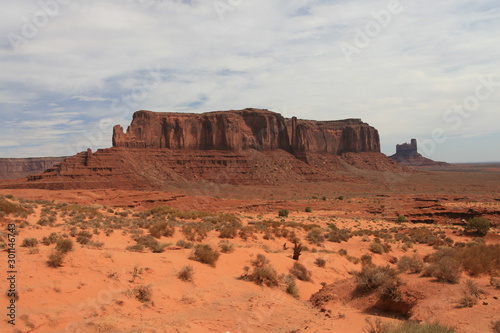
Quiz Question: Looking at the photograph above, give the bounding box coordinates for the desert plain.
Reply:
[1,162,499,333]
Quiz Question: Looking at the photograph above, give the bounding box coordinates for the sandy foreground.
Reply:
[0,172,499,333]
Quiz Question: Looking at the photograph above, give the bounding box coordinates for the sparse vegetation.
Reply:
[278,209,289,218]
[218,240,235,253]
[55,238,73,253]
[46,251,65,268]
[465,217,490,236]
[397,255,424,274]
[133,285,153,303]
[355,264,400,293]
[190,244,220,267]
[396,215,407,223]
[306,227,324,245]
[289,262,312,281]
[315,258,326,267]
[177,265,194,282]
[21,238,38,248]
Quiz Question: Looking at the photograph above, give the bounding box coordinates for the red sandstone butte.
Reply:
[0,109,405,190]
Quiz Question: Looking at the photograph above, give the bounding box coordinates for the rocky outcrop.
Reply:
[0,109,406,190]
[112,109,381,157]
[0,157,67,180]
[389,139,448,167]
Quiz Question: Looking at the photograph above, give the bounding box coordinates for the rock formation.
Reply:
[389,139,448,167]
[0,157,67,180]
[0,109,405,190]
[112,109,380,156]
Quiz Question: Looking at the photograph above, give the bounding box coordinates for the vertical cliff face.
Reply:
[113,109,291,152]
[113,109,380,156]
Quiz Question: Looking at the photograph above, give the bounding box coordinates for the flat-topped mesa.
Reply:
[112,108,381,156]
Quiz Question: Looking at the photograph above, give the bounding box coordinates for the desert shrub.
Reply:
[191,244,220,267]
[176,239,194,249]
[278,209,289,218]
[491,276,500,289]
[252,254,270,268]
[315,258,326,267]
[41,232,61,246]
[177,265,194,282]
[133,285,152,303]
[238,226,256,241]
[338,249,348,256]
[218,240,235,253]
[55,239,73,253]
[46,251,65,268]
[306,227,325,245]
[465,217,490,236]
[383,321,456,333]
[0,199,27,216]
[407,228,439,245]
[369,241,385,254]
[423,252,462,284]
[398,255,424,274]
[126,244,145,252]
[21,238,38,248]
[326,228,352,243]
[218,225,239,239]
[361,254,373,266]
[491,320,500,333]
[248,265,280,287]
[182,223,211,242]
[76,231,93,245]
[456,244,500,276]
[396,215,407,223]
[290,262,312,281]
[149,221,175,238]
[305,207,312,213]
[282,274,299,298]
[355,264,400,293]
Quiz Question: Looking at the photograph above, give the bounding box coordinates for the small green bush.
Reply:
[396,215,407,223]
[191,244,220,267]
[465,217,490,236]
[278,209,289,218]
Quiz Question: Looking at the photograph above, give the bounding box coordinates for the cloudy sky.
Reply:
[1,0,499,162]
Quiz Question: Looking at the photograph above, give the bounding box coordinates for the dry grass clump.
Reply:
[281,274,299,298]
[454,244,500,276]
[289,262,312,282]
[133,285,153,303]
[423,248,462,283]
[355,264,400,294]
[218,240,235,253]
[243,254,280,287]
[21,238,38,248]
[366,319,456,333]
[182,223,211,242]
[177,265,194,282]
[456,279,486,308]
[0,198,28,216]
[190,244,220,267]
[149,221,175,238]
[397,255,424,274]
[55,238,74,253]
[306,227,325,245]
[46,251,65,268]
[315,258,326,267]
[491,320,500,333]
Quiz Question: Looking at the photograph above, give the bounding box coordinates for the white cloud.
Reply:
[0,0,499,162]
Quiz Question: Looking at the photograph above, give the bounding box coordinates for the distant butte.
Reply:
[389,138,449,167]
[0,108,406,190]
